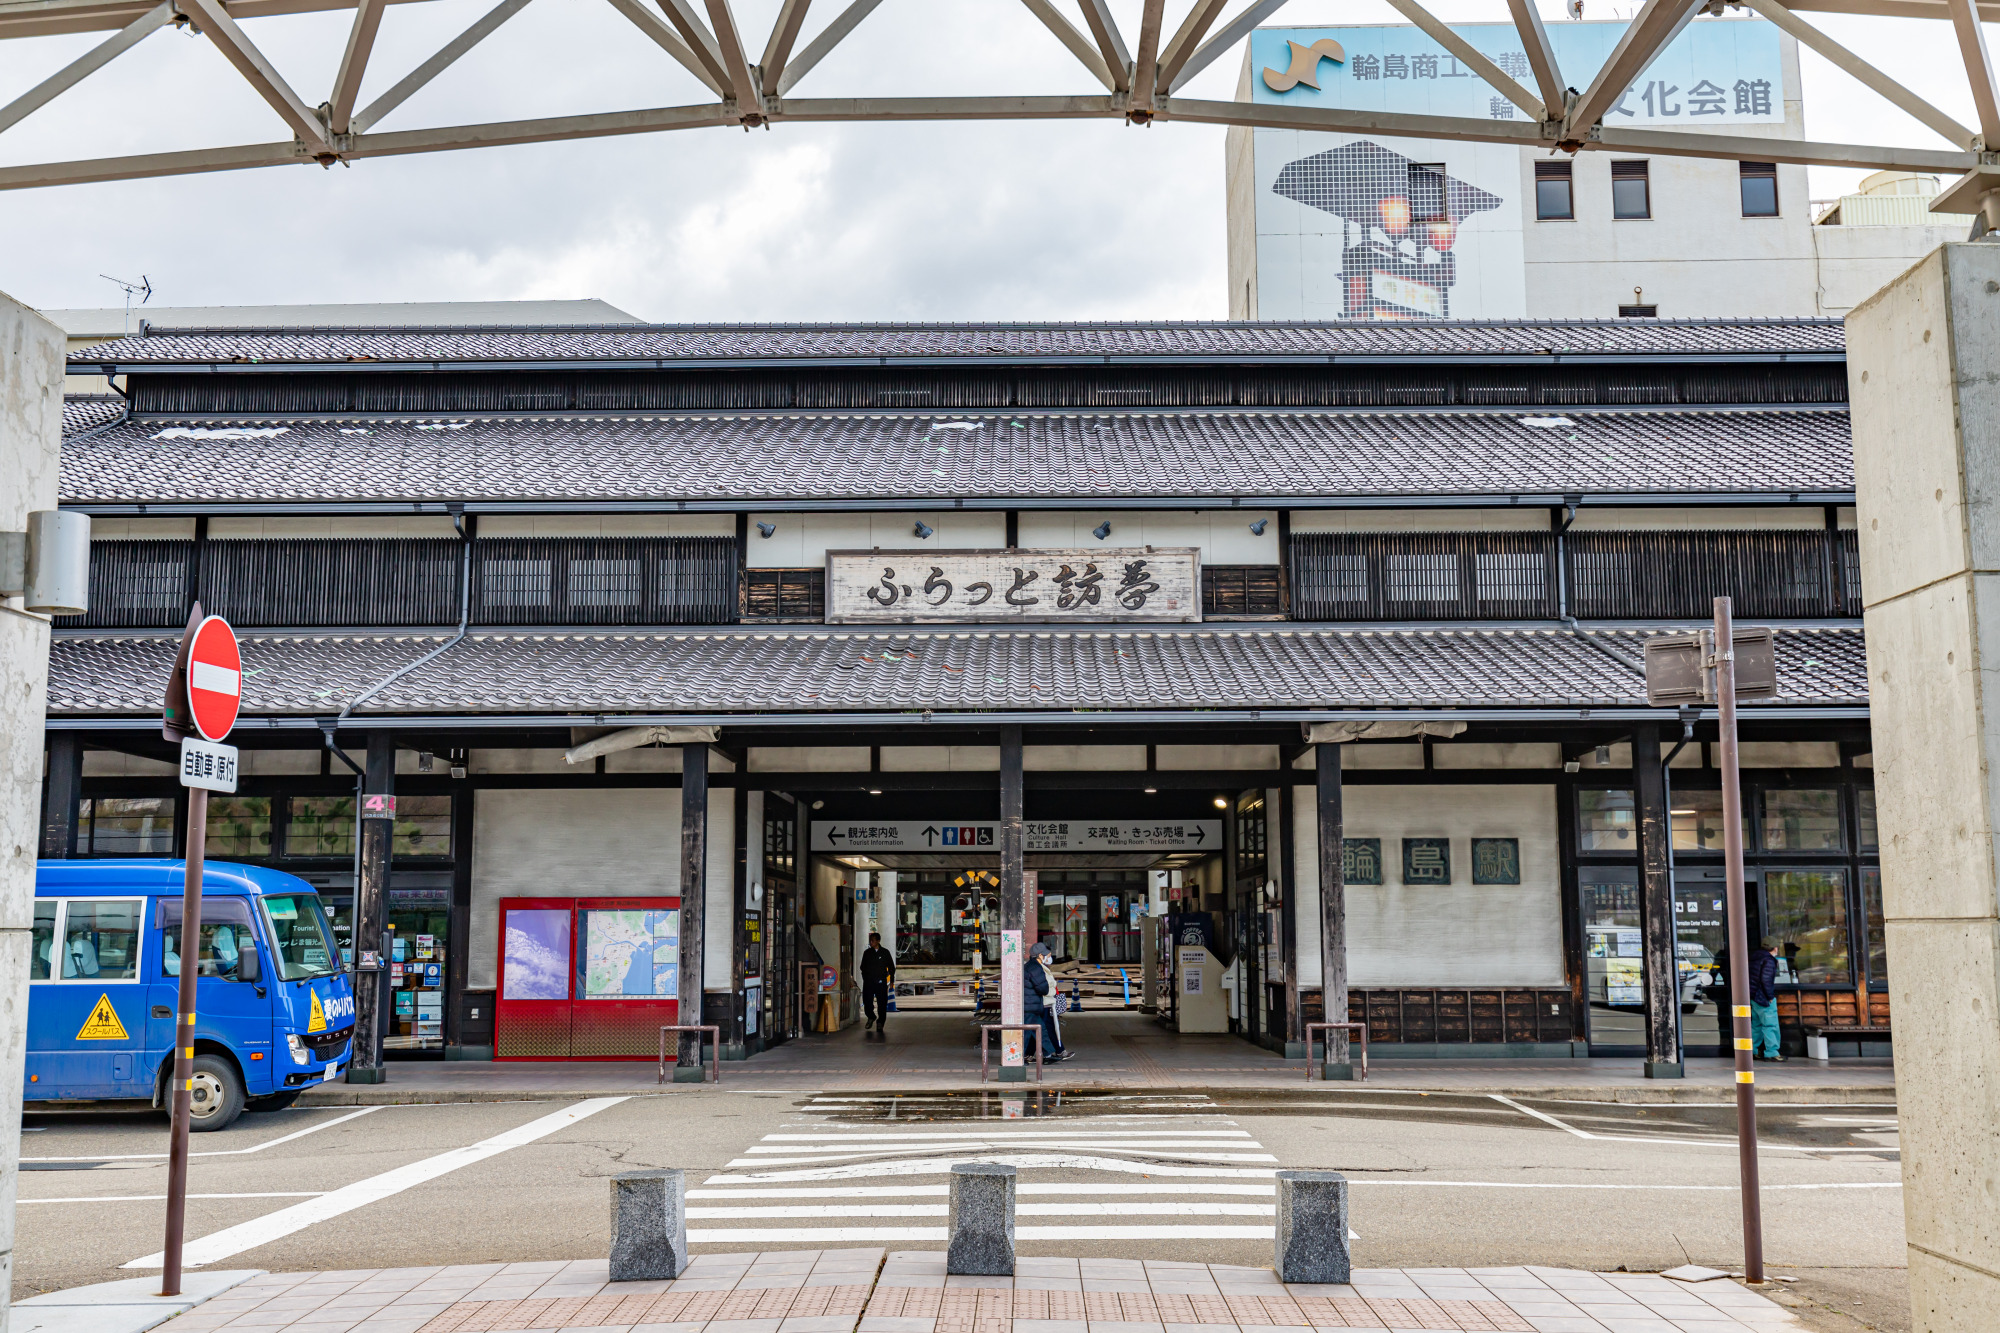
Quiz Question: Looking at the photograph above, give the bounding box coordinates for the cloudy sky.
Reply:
[0,0,1982,320]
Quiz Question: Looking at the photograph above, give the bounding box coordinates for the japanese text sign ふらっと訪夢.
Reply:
[824,548,1200,623]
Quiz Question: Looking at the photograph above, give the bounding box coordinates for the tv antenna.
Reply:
[100,272,152,335]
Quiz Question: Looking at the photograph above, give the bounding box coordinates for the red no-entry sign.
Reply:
[186,616,241,742]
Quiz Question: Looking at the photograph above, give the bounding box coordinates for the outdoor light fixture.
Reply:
[913,521,934,539]
[868,788,883,795]
[1093,521,1113,540]
[1563,760,1581,773]
[1595,744,1612,765]
[1213,796,1228,809]
[0,510,91,615]
[811,800,824,810]
[755,521,776,538]
[1145,786,1158,794]
[1249,519,1268,535]
[450,764,467,779]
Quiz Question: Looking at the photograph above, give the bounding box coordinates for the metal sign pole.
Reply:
[160,788,207,1296]
[1712,595,1765,1284]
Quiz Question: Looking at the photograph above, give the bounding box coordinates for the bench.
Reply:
[1803,1024,1891,1060]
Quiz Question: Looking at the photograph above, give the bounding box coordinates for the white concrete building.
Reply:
[1228,17,1964,320]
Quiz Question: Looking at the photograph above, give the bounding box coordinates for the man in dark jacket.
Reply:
[859,932,895,1033]
[1750,938,1783,1060]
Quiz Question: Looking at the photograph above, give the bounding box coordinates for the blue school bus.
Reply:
[27,860,355,1130]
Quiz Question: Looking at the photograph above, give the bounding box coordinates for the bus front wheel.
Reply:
[187,1056,246,1131]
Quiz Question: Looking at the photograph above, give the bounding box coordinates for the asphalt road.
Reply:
[12,1087,1907,1330]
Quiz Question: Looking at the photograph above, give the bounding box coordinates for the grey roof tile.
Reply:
[61,395,125,437]
[45,626,1867,717]
[67,318,1846,368]
[60,408,1853,504]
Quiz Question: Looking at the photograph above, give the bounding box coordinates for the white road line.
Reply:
[26,1107,382,1163]
[122,1097,627,1270]
[731,1150,1280,1167]
[685,1184,1281,1199]
[761,1130,1255,1140]
[21,1193,326,1205]
[687,1225,1282,1243]
[1346,1181,1902,1191]
[706,1156,1280,1184]
[687,1203,1278,1219]
[1486,1095,1899,1152]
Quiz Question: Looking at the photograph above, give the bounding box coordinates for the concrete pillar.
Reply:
[678,743,708,1078]
[1315,743,1351,1078]
[348,732,395,1083]
[39,733,80,858]
[2,294,65,1330]
[1849,241,2000,1330]
[1633,725,1683,1078]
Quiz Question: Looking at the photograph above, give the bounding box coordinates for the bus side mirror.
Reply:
[237,944,261,984]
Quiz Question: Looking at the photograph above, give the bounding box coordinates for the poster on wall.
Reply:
[502,909,571,1000]
[580,908,680,999]
[1249,19,1785,321]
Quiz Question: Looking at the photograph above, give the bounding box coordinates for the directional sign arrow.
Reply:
[923,825,939,846]
[1191,827,1207,843]
[827,828,844,844]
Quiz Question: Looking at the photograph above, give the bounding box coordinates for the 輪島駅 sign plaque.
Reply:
[825,547,1200,623]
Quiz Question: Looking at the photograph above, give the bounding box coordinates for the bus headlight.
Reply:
[287,1034,311,1066]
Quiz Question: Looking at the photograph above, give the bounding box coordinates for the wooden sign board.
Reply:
[825,547,1201,624]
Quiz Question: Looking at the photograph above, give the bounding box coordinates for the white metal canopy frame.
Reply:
[3,0,2000,218]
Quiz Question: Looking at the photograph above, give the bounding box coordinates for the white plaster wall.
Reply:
[467,786,733,990]
[880,746,1001,772]
[1015,510,1278,564]
[1156,745,1279,769]
[747,512,1006,567]
[82,751,175,776]
[749,747,871,772]
[1293,783,1564,988]
[1811,222,1964,317]
[1026,745,1148,770]
[1567,506,1830,532]
[2,293,64,1322]
[1289,508,1550,533]
[91,517,196,539]
[479,515,734,538]
[208,516,458,539]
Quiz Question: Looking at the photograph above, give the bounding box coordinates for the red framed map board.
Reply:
[495,897,680,1060]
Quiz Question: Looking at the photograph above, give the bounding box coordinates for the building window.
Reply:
[393,795,453,858]
[1534,159,1573,220]
[286,796,356,857]
[1761,789,1844,852]
[1578,789,1637,851]
[1740,161,1778,217]
[1409,163,1447,221]
[1611,160,1650,219]
[206,796,274,859]
[80,796,175,855]
[1856,788,1877,851]
[1861,867,1887,986]
[1764,868,1852,985]
[1670,789,1749,852]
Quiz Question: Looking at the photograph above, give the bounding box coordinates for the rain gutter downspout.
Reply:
[333,508,472,729]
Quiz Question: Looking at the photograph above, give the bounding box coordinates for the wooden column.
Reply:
[1634,725,1684,1078]
[40,732,81,858]
[1316,742,1351,1078]
[348,731,395,1084]
[1000,726,1024,932]
[1279,783,1302,1056]
[678,742,708,1076]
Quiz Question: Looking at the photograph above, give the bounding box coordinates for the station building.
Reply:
[38,316,1877,1071]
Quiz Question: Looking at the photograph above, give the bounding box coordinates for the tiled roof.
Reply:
[67,318,1846,368]
[46,626,1866,717]
[61,395,125,437]
[60,408,1853,504]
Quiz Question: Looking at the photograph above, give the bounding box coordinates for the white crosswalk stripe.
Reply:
[692,1093,1290,1245]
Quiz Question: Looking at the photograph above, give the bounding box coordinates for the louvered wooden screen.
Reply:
[1289,532,1559,621]
[470,537,736,625]
[56,540,196,629]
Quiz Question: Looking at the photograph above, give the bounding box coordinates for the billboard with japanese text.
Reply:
[1247,19,1785,322]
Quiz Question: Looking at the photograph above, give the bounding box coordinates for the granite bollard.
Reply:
[1274,1169,1350,1284]
[610,1169,688,1281]
[946,1161,1016,1275]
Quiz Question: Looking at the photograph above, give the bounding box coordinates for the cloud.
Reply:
[0,0,1981,318]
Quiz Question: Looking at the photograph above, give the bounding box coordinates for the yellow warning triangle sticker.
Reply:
[76,994,129,1041]
[308,990,327,1033]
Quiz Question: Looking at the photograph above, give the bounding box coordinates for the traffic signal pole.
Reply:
[1713,595,1765,1284]
[160,789,207,1296]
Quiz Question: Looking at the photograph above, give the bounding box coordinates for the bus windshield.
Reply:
[259,893,340,980]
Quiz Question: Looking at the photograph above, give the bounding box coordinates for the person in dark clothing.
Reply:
[859,932,895,1033]
[1749,938,1783,1060]
[1026,941,1067,1062]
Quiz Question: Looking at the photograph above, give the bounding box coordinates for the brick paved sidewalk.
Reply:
[155,1249,1800,1333]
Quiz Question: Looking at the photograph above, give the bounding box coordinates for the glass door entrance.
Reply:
[1582,865,1751,1055]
